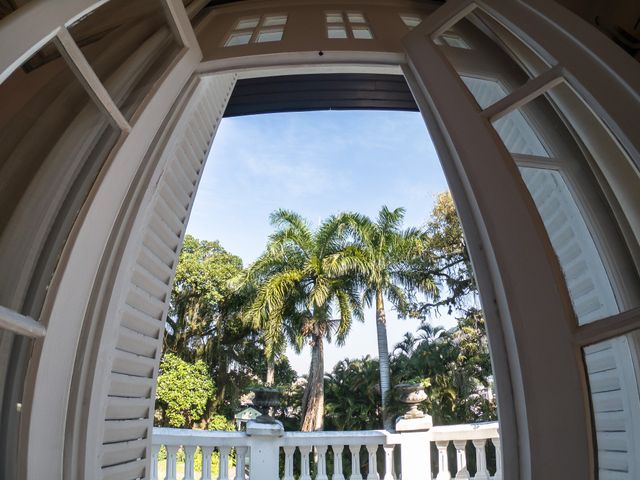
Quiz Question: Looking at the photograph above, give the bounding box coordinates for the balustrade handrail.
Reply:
[429,421,499,441]
[153,427,250,448]
[279,429,402,447]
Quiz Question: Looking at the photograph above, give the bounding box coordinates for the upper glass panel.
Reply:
[400,14,422,30]
[326,10,373,40]
[68,0,183,122]
[326,12,344,23]
[256,29,284,43]
[435,9,549,111]
[225,13,288,47]
[489,82,640,324]
[225,32,252,47]
[262,15,288,27]
[352,26,373,40]
[236,17,260,29]
[346,12,366,23]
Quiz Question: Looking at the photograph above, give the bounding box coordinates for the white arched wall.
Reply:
[0,1,639,479]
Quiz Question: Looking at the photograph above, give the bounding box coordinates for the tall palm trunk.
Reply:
[300,333,324,431]
[266,356,275,386]
[376,289,393,430]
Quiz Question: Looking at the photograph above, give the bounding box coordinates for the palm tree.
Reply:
[243,209,363,431]
[339,206,435,429]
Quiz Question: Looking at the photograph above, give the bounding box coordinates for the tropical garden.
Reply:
[154,192,496,436]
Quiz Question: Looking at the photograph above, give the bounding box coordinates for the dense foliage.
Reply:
[157,191,496,432]
[242,209,364,431]
[155,354,214,427]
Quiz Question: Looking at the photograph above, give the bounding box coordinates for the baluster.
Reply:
[349,445,363,480]
[491,438,502,480]
[366,445,379,480]
[435,441,451,480]
[150,445,160,480]
[453,441,470,480]
[235,446,248,480]
[472,440,490,480]
[282,446,296,480]
[383,446,395,480]
[201,447,214,480]
[219,446,231,480]
[183,446,196,480]
[165,445,179,480]
[299,445,312,480]
[332,445,346,480]
[316,445,329,480]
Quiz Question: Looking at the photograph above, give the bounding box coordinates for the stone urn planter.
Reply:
[249,387,281,424]
[396,383,428,419]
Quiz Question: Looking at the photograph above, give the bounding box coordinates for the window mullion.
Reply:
[54,27,131,133]
[574,306,640,347]
[512,153,563,169]
[0,305,46,339]
[480,64,563,122]
[161,0,197,49]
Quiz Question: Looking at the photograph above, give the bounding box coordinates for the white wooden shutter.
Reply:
[97,73,236,480]
[584,337,640,480]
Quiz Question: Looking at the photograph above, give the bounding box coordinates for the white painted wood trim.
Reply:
[0,0,108,83]
[163,0,202,53]
[480,65,564,122]
[0,306,45,339]
[54,27,131,133]
[403,1,596,478]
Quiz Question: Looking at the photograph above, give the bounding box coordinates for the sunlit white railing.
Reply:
[151,420,501,480]
[429,422,501,480]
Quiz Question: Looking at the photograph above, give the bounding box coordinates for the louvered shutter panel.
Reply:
[585,336,640,480]
[98,73,236,480]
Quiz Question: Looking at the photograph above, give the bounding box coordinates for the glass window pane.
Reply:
[584,331,640,480]
[436,10,549,109]
[352,26,373,39]
[347,12,366,23]
[236,17,259,29]
[460,76,509,110]
[326,12,344,24]
[400,14,422,29]
[328,26,348,39]
[68,0,182,122]
[490,83,640,324]
[256,29,284,43]
[225,32,252,47]
[441,33,472,49]
[0,41,120,315]
[263,15,287,27]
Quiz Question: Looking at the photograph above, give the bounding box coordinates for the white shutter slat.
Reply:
[96,74,236,479]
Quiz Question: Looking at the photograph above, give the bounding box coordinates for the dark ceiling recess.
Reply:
[223,74,419,117]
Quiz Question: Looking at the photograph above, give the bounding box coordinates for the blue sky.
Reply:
[186,109,457,374]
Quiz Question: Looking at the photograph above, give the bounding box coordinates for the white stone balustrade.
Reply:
[429,422,501,480]
[151,421,500,480]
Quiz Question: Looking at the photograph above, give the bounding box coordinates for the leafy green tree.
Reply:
[324,356,381,430]
[244,209,364,431]
[407,192,476,316]
[155,353,215,427]
[164,235,295,422]
[165,235,244,359]
[390,310,495,425]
